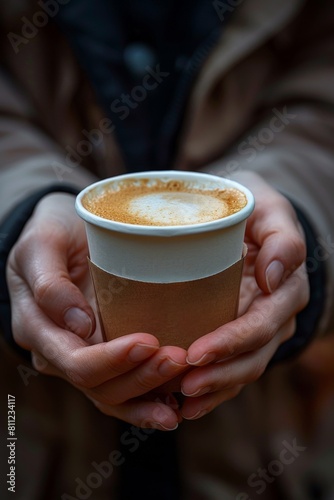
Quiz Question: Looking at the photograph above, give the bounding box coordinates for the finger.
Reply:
[31,350,182,430]
[181,385,244,421]
[9,219,95,339]
[91,397,180,431]
[12,283,163,389]
[84,346,188,405]
[30,330,162,386]
[186,267,308,365]
[182,318,294,399]
[31,351,61,377]
[181,316,294,419]
[246,181,306,293]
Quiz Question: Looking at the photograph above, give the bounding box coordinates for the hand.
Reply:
[7,193,188,431]
[180,171,310,420]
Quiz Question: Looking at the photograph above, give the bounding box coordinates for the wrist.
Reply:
[269,201,326,364]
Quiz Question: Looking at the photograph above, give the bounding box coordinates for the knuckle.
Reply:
[11,313,32,351]
[9,228,36,268]
[65,366,89,388]
[261,325,274,346]
[132,371,155,394]
[290,268,310,312]
[106,393,123,406]
[248,358,267,383]
[89,389,121,407]
[224,325,248,356]
[103,357,125,378]
[33,273,70,309]
[11,316,23,343]
[231,385,243,398]
[63,354,91,388]
[213,363,233,390]
[31,352,49,373]
[223,385,243,403]
[7,246,17,272]
[89,399,115,417]
[289,234,307,267]
[33,275,56,306]
[281,318,296,343]
[107,393,124,406]
[9,238,26,266]
[251,322,274,350]
[204,385,243,413]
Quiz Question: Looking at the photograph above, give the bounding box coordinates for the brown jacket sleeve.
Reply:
[0,68,97,223]
[203,2,334,336]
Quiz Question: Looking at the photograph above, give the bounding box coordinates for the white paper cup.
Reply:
[75,171,254,283]
[76,171,254,391]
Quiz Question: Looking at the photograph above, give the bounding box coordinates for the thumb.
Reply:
[34,274,95,338]
[30,260,94,338]
[243,179,307,294]
[11,225,95,339]
[254,226,306,294]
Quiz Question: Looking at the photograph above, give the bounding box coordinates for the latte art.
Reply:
[128,192,229,225]
[83,179,247,226]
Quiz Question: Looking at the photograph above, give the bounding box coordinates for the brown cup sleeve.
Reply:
[88,249,246,350]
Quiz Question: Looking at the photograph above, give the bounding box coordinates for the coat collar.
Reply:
[175,0,306,169]
[192,0,306,102]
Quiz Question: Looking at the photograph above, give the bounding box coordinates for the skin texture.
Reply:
[7,171,309,430]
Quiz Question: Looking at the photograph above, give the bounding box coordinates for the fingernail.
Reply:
[64,308,93,336]
[128,343,159,363]
[181,386,212,397]
[158,358,187,377]
[183,409,208,421]
[186,352,216,366]
[266,260,285,293]
[151,422,179,431]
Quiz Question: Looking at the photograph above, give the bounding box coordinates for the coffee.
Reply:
[83,178,247,226]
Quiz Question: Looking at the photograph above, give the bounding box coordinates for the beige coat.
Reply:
[0,0,333,340]
[1,2,334,499]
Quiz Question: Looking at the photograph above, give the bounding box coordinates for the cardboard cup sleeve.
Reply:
[88,246,246,392]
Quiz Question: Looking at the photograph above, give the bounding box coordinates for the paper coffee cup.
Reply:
[76,171,254,389]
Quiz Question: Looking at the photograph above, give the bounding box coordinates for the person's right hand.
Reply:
[7,192,188,431]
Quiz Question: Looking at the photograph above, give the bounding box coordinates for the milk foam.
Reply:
[82,178,247,226]
[129,192,228,225]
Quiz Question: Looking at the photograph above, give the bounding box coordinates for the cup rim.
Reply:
[75,171,255,236]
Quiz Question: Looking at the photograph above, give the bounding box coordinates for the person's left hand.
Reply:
[180,171,310,420]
